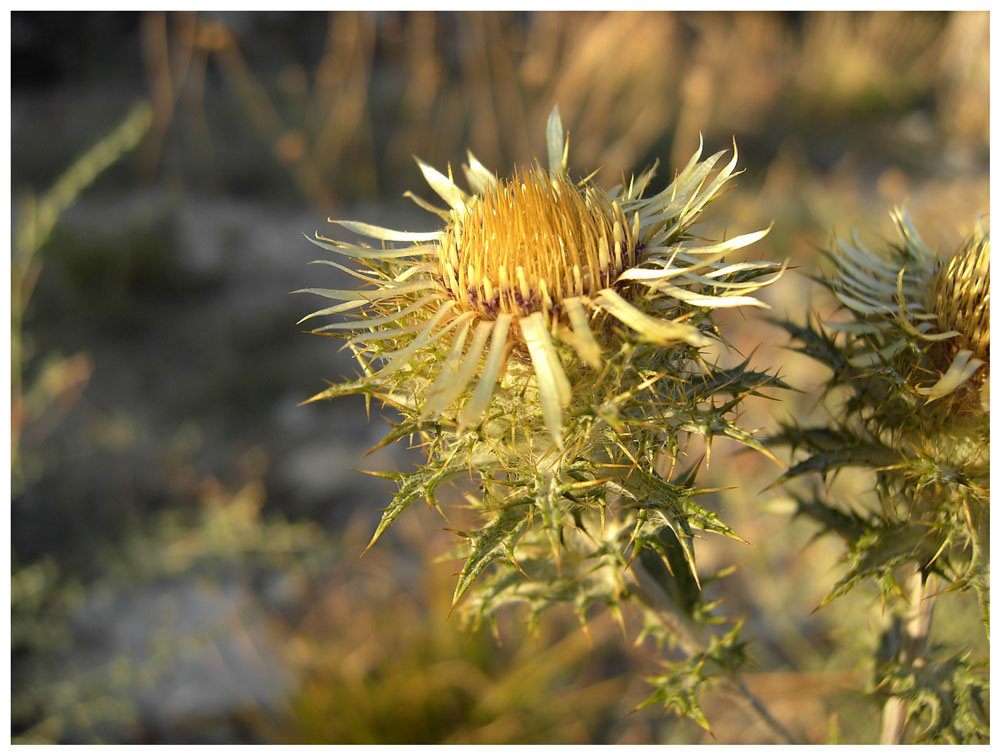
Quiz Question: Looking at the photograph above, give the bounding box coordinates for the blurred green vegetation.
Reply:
[10,10,988,744]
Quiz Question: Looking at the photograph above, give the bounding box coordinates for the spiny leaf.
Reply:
[637,529,702,614]
[300,377,382,405]
[686,357,793,401]
[451,500,533,609]
[779,447,895,483]
[766,425,900,485]
[365,417,420,456]
[769,315,849,373]
[636,660,714,735]
[363,461,467,555]
[819,523,945,608]
[535,473,566,569]
[788,490,868,542]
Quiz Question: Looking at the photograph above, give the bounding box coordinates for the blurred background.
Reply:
[10,10,989,744]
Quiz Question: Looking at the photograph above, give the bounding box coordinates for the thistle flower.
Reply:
[300,108,792,737]
[773,210,990,744]
[299,108,780,448]
[824,208,989,401]
[775,209,991,552]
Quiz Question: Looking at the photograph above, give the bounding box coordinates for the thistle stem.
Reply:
[628,559,801,744]
[879,567,936,744]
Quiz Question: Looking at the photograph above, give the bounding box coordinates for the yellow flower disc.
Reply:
[438,167,636,322]
[929,236,990,363]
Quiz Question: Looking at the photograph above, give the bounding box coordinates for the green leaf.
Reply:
[769,315,849,374]
[451,500,533,609]
[362,461,467,555]
[820,523,944,607]
[637,659,713,734]
[788,490,867,542]
[638,531,702,615]
[301,378,382,405]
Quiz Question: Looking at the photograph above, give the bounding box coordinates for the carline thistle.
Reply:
[299,107,783,450]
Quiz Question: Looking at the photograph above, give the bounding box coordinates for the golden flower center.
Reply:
[438,168,636,319]
[929,236,990,362]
